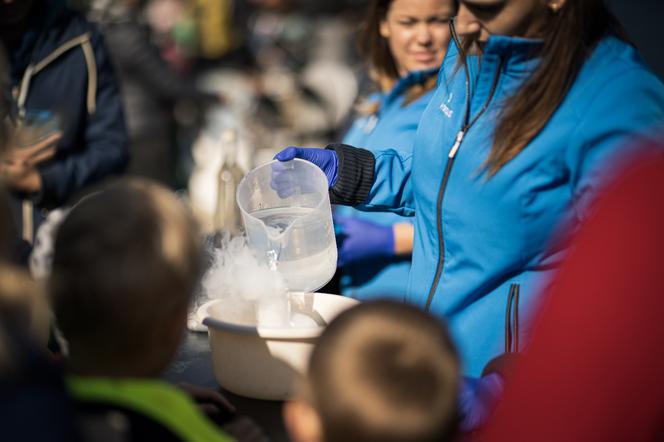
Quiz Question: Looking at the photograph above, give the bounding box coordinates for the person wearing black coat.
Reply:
[0,0,129,256]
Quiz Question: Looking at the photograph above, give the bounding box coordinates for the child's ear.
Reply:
[283,398,323,442]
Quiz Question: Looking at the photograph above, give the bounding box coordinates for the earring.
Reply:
[549,3,561,13]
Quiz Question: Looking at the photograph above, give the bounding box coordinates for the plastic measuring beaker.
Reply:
[236,158,337,292]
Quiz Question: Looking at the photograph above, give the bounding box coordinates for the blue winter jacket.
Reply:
[7,4,128,244]
[337,69,437,301]
[329,35,664,376]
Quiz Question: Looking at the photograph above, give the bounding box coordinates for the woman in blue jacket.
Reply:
[278,0,664,376]
[336,0,455,301]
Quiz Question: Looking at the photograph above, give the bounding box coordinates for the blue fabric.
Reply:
[337,69,437,301]
[362,36,664,375]
[334,215,395,267]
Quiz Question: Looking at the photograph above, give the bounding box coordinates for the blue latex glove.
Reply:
[274,147,339,187]
[458,373,505,432]
[334,216,395,267]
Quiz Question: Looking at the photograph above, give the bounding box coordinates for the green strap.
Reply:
[67,377,233,442]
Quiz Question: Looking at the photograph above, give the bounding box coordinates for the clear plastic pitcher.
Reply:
[236,158,337,292]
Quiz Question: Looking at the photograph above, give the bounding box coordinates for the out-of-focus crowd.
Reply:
[2,0,370,248]
[87,0,367,233]
[1,1,664,442]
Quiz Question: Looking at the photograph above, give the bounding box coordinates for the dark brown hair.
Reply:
[475,0,628,175]
[50,178,203,375]
[359,0,400,87]
[305,300,460,442]
[358,0,441,112]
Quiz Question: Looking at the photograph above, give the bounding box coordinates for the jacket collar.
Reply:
[384,67,439,107]
[445,34,543,77]
[9,1,70,82]
[482,35,543,74]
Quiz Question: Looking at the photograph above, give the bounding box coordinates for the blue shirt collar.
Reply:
[446,34,543,76]
[384,67,439,105]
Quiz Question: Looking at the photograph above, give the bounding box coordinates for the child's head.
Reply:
[49,178,203,377]
[284,300,460,442]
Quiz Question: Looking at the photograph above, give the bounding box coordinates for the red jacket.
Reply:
[478,145,664,441]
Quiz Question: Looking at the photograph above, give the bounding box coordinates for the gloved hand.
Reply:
[335,216,395,267]
[274,147,338,187]
[458,373,505,432]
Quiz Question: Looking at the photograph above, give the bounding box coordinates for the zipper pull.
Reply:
[448,130,465,158]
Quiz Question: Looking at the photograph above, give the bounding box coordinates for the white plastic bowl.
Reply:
[202,292,359,400]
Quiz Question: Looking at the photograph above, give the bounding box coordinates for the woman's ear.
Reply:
[283,398,323,442]
[379,19,391,39]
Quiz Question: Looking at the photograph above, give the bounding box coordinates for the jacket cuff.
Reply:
[325,144,375,205]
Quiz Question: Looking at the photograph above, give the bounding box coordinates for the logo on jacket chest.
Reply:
[439,92,454,118]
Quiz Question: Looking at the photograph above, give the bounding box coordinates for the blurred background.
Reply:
[74,0,664,233]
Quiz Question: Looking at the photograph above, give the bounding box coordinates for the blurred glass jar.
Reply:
[13,110,61,148]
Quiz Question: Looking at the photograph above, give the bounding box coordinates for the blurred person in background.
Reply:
[275,0,664,379]
[0,0,128,261]
[244,0,359,159]
[334,0,455,301]
[187,0,360,232]
[89,0,222,189]
[193,0,245,63]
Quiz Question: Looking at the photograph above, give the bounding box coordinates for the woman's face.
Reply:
[454,0,564,42]
[380,0,455,77]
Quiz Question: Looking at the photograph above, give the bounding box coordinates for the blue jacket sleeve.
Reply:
[358,148,415,217]
[568,68,664,222]
[327,144,415,216]
[38,31,129,206]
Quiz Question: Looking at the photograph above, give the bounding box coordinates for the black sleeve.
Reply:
[104,21,217,104]
[325,143,375,206]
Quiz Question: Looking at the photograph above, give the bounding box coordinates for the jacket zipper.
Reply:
[505,283,521,352]
[424,131,463,311]
[424,23,504,312]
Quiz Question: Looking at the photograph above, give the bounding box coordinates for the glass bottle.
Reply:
[213,128,244,239]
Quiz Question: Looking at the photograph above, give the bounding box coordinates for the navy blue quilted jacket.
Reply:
[7,3,128,242]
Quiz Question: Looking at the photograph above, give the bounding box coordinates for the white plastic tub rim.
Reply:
[201,292,352,339]
[202,313,324,339]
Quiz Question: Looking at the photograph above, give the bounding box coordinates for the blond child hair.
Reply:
[284,300,460,442]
